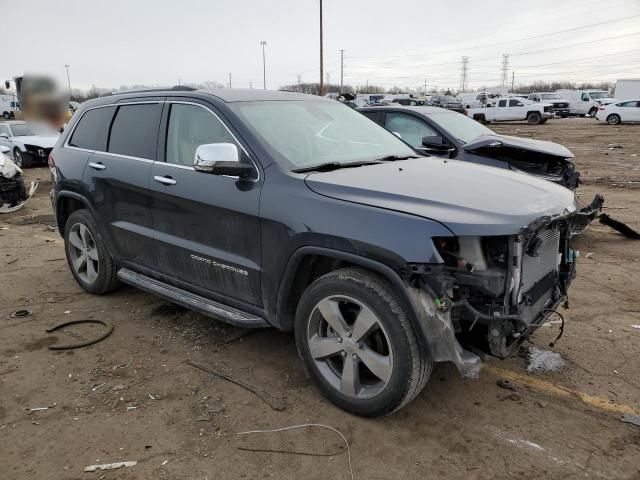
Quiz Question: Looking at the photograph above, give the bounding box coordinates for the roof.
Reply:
[358,105,454,115]
[2,120,25,125]
[102,87,325,104]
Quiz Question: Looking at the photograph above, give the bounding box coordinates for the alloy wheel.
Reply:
[68,223,99,283]
[307,295,393,399]
[13,150,22,167]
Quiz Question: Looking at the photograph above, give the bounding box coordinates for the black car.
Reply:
[359,105,581,189]
[427,95,464,113]
[50,88,579,416]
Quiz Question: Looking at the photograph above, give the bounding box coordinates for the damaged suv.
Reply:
[51,88,579,417]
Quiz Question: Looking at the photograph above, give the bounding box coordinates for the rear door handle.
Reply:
[154,175,177,186]
[88,162,105,170]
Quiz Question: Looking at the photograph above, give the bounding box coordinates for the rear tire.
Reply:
[63,209,120,294]
[606,114,621,125]
[2,111,9,120]
[527,112,542,125]
[295,267,432,417]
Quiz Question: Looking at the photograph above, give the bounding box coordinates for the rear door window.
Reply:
[108,103,162,159]
[68,106,115,151]
[498,100,507,107]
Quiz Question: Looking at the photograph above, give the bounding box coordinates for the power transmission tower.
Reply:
[459,56,469,93]
[297,74,302,86]
[424,78,427,95]
[340,49,344,93]
[500,54,510,86]
[228,72,232,88]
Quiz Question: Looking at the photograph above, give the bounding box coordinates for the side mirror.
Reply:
[0,145,9,154]
[421,135,449,150]
[194,143,253,178]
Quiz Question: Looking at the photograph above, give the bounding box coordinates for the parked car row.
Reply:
[0,121,60,168]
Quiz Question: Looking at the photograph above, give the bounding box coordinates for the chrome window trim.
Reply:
[164,100,260,183]
[64,101,162,163]
[63,100,260,181]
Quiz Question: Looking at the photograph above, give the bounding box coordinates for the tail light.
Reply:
[48,153,55,169]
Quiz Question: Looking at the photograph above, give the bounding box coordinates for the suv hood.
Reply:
[304,158,576,236]
[14,135,58,148]
[464,134,573,159]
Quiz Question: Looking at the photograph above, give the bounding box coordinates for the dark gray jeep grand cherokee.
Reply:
[50,87,579,417]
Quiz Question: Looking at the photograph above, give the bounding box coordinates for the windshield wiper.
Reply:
[292,160,382,173]
[376,154,421,161]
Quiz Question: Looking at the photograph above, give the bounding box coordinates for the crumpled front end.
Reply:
[0,153,38,214]
[401,213,576,377]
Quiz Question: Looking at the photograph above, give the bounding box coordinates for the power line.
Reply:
[347,14,640,60]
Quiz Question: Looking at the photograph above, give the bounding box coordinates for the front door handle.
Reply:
[154,175,177,186]
[88,162,106,170]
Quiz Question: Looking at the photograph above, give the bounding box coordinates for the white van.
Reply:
[0,94,20,119]
[556,89,617,117]
[614,79,640,101]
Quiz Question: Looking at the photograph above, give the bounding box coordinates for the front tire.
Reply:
[63,209,120,294]
[13,148,30,168]
[295,267,432,417]
[606,114,621,125]
[527,112,542,125]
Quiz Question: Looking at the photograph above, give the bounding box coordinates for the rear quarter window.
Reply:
[68,106,115,151]
[108,103,162,159]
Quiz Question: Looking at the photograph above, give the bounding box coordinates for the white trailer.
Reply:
[614,79,640,101]
[556,89,617,117]
[0,94,20,119]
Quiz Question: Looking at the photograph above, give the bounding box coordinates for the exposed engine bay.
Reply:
[402,214,576,376]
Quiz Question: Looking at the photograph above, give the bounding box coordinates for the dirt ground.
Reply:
[1,118,639,480]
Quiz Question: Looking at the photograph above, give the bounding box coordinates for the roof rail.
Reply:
[106,85,197,96]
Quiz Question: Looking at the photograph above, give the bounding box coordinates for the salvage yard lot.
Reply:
[1,118,639,479]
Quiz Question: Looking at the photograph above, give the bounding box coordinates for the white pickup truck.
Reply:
[466,97,553,125]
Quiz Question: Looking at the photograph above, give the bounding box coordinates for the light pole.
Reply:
[340,49,344,94]
[260,41,267,90]
[64,64,71,99]
[319,0,324,96]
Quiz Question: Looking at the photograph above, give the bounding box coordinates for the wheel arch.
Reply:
[274,247,420,336]
[56,191,98,234]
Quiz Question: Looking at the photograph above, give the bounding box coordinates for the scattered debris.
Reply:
[607,144,623,149]
[10,309,32,319]
[631,325,640,329]
[621,414,640,427]
[599,214,640,240]
[497,379,515,391]
[236,424,354,480]
[536,401,548,408]
[45,319,113,350]
[91,383,106,392]
[585,252,594,259]
[186,359,285,411]
[500,393,521,402]
[526,347,566,374]
[161,459,168,466]
[83,461,137,472]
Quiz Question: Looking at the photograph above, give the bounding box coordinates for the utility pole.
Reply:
[228,72,232,88]
[500,54,510,86]
[249,81,253,89]
[260,41,267,89]
[319,0,324,96]
[424,78,427,95]
[297,74,302,86]
[511,71,515,92]
[64,64,71,98]
[459,56,469,93]
[340,49,344,94]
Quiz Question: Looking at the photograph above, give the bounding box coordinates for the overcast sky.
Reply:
[2,0,639,92]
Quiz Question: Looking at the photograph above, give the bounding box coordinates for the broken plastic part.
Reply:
[406,285,482,378]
